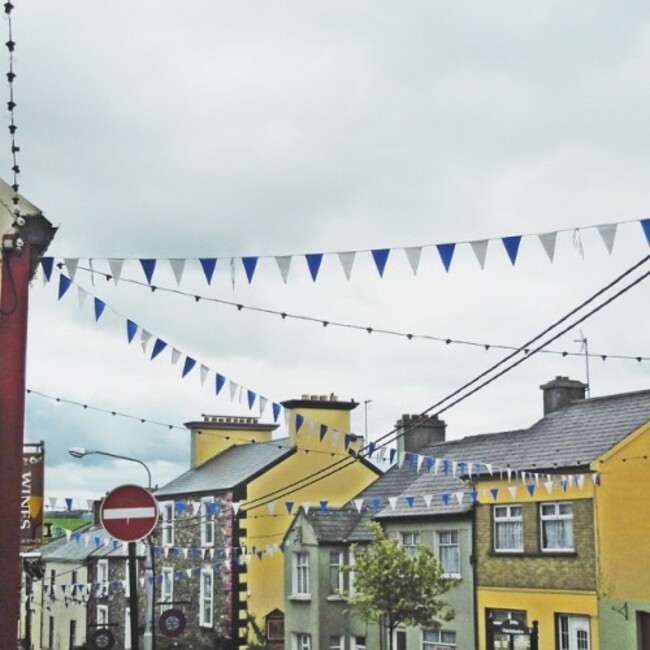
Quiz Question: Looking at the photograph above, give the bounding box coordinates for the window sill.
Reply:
[326,595,345,601]
[488,550,577,558]
[290,595,312,602]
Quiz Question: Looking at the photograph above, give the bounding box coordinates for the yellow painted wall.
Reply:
[593,421,650,601]
[473,476,596,503]
[192,427,272,467]
[477,587,599,650]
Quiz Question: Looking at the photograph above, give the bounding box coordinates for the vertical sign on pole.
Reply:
[21,443,45,546]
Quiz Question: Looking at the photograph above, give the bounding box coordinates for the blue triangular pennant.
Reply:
[182,357,196,378]
[208,502,218,514]
[526,484,535,497]
[65,498,73,511]
[305,253,323,281]
[242,257,258,284]
[368,441,376,457]
[458,462,467,475]
[389,449,396,464]
[279,542,286,553]
[502,236,522,265]
[490,488,499,500]
[94,298,106,322]
[215,373,226,395]
[371,248,390,277]
[443,459,451,475]
[642,218,650,245]
[344,434,353,450]
[296,414,304,432]
[126,319,138,344]
[441,493,450,506]
[436,243,456,272]
[285,501,294,514]
[41,257,54,282]
[73,532,81,542]
[58,274,72,300]
[371,497,382,509]
[470,490,479,502]
[151,338,167,360]
[561,479,568,492]
[426,457,434,473]
[175,501,185,513]
[319,500,328,512]
[272,403,281,422]
[94,536,101,547]
[405,495,415,508]
[319,424,328,442]
[139,259,156,285]
[247,390,256,410]
[112,540,119,551]
[199,258,217,284]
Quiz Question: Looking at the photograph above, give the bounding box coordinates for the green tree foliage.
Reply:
[344,522,456,650]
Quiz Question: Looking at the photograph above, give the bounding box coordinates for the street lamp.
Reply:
[68,447,152,489]
[68,447,156,650]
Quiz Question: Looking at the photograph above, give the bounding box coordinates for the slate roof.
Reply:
[155,440,294,498]
[304,509,366,543]
[345,387,650,534]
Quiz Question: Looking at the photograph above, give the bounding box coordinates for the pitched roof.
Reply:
[304,509,366,543]
[155,440,294,498]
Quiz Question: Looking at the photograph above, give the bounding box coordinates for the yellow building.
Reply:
[154,394,381,649]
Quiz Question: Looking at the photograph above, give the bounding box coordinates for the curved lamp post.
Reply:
[68,447,156,650]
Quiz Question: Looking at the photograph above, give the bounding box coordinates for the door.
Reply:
[558,615,590,650]
[395,629,406,650]
[639,612,650,650]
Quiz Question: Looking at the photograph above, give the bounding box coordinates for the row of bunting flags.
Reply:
[41,219,650,286]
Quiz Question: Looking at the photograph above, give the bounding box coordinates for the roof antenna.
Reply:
[574,330,591,397]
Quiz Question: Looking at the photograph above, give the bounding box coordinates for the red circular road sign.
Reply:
[100,484,158,542]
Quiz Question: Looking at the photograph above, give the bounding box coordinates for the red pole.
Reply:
[0,245,31,649]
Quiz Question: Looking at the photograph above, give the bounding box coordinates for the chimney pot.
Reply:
[540,376,587,415]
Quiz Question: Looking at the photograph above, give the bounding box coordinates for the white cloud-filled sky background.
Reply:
[5,1,649,503]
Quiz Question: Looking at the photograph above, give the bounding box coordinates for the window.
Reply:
[329,636,344,650]
[97,559,109,597]
[423,629,457,649]
[329,551,344,595]
[292,552,310,596]
[69,620,77,647]
[292,633,311,650]
[161,501,174,546]
[353,636,367,650]
[494,505,523,552]
[487,609,527,650]
[160,567,174,612]
[200,568,214,627]
[541,502,574,551]
[400,531,421,556]
[557,614,590,650]
[438,530,460,577]
[201,497,215,546]
[97,604,109,626]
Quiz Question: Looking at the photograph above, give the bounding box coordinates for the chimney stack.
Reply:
[396,414,446,455]
[540,376,587,416]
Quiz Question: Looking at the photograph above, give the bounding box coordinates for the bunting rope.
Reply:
[4,1,21,211]
[240,253,650,512]
[42,218,650,285]
[56,263,650,364]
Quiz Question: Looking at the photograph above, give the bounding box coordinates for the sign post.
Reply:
[100,485,158,650]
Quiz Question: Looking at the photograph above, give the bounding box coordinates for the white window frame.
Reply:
[422,628,457,649]
[160,566,174,612]
[437,529,461,578]
[328,550,345,596]
[200,567,214,627]
[161,501,175,547]
[97,604,109,626]
[97,559,109,597]
[201,497,215,547]
[494,504,524,552]
[400,531,421,557]
[292,633,312,650]
[329,635,345,650]
[540,502,574,552]
[292,552,310,597]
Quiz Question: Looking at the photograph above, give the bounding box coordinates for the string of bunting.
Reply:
[50,263,650,364]
[46,269,367,454]
[4,0,22,212]
[42,218,650,286]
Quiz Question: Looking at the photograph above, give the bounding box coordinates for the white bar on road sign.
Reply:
[102,507,157,520]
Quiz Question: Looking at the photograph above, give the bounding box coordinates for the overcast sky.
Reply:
[7,1,650,503]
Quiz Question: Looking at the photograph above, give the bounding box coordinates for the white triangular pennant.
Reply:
[353,498,364,513]
[284,409,292,429]
[470,240,488,269]
[302,501,311,513]
[506,467,513,482]
[306,420,316,437]
[544,480,554,494]
[597,224,617,254]
[433,458,442,475]
[455,492,464,505]
[423,494,433,508]
[538,232,557,262]
[77,286,89,309]
[199,365,209,387]
[485,463,493,476]
[404,247,422,275]
[451,460,458,477]
[338,252,356,280]
[140,330,152,353]
[388,497,398,511]
[508,486,518,498]
[398,452,406,468]
[228,381,238,402]
[232,502,241,515]
[191,501,201,516]
[591,473,600,485]
[64,258,79,281]
[275,256,292,283]
[171,348,181,365]
[416,455,424,472]
[259,396,268,416]
[267,501,276,515]
[331,431,340,447]
[169,259,186,285]
[108,259,124,284]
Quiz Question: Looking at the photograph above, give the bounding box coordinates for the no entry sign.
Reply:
[100,484,158,542]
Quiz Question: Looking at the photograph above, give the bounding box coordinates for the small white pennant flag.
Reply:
[275,256,292,283]
[506,467,513,482]
[353,498,364,513]
[191,501,201,516]
[199,365,209,387]
[591,473,600,485]
[451,460,458,477]
[388,496,398,511]
[284,409,292,429]
[232,502,241,515]
[182,547,189,559]
[267,501,277,515]
[302,501,311,514]
[306,419,316,437]
[576,474,585,489]
[423,494,433,508]
[259,396,268,417]
[544,480,554,494]
[485,463,493,476]
[108,258,124,284]
[508,486,518,498]
[228,381,238,402]
[538,232,557,262]
[398,452,406,468]
[597,224,617,254]
[455,491,464,505]
[416,455,424,472]
[331,431,340,447]
[65,529,72,541]
[77,286,89,309]
[433,458,442,475]
[470,240,489,269]
[169,258,186,285]
[338,252,356,280]
[404,246,422,275]
[171,348,181,365]
[140,329,152,353]
[64,258,79,281]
